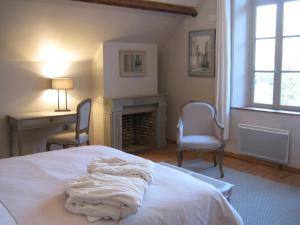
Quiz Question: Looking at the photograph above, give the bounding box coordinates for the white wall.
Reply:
[231,0,252,107]
[0,60,92,158]
[0,0,186,158]
[103,42,158,97]
[0,0,183,62]
[228,109,300,169]
[159,0,217,140]
[91,44,104,145]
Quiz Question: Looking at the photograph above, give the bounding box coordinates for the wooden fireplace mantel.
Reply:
[72,0,198,17]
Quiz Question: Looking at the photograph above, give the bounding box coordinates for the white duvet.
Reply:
[0,145,243,225]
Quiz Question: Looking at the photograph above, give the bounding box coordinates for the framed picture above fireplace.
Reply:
[119,50,146,77]
[188,29,215,77]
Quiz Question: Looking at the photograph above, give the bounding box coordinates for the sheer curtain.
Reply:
[215,0,232,140]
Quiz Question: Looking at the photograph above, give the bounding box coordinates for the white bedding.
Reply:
[0,145,243,225]
[0,201,18,225]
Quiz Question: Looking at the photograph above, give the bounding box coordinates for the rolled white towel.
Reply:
[65,173,148,221]
[87,157,154,184]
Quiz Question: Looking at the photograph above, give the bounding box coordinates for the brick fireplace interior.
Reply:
[122,111,156,152]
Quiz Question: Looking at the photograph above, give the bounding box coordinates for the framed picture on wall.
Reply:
[188,29,215,77]
[119,50,146,77]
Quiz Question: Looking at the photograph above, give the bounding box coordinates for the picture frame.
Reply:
[188,30,215,77]
[119,50,146,77]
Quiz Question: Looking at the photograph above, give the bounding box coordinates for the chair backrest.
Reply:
[181,101,216,136]
[76,99,92,139]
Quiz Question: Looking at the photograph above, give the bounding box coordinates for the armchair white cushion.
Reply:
[180,135,221,150]
[177,101,225,178]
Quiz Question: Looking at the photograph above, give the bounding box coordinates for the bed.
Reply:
[0,145,243,225]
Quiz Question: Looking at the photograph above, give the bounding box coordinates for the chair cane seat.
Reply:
[180,135,221,151]
[47,131,89,145]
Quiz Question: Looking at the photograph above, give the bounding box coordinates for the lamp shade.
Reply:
[52,78,73,90]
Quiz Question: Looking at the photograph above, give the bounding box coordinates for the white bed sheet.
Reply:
[0,145,243,225]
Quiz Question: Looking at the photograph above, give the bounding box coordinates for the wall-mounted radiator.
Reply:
[238,124,290,164]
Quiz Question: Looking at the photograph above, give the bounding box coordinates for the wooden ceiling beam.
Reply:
[72,0,198,17]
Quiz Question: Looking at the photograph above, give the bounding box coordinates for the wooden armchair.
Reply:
[177,101,225,178]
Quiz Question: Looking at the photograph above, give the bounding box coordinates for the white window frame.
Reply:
[250,0,300,111]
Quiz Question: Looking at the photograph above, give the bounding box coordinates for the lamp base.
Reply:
[55,109,71,112]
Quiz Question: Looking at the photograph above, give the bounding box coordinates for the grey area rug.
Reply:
[179,159,300,225]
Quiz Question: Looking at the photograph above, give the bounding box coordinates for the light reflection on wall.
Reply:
[37,43,76,107]
[38,44,75,78]
[41,89,57,107]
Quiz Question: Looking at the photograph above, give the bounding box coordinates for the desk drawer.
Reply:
[21,115,76,129]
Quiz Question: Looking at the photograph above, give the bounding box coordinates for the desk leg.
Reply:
[17,128,23,156]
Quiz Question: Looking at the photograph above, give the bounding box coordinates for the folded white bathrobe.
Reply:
[87,157,154,184]
[65,157,154,222]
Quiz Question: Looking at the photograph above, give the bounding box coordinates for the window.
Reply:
[251,0,300,110]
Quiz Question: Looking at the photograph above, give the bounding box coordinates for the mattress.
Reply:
[0,145,243,225]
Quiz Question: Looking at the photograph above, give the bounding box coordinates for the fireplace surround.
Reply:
[103,94,167,151]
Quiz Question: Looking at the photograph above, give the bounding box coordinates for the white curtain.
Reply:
[215,0,231,140]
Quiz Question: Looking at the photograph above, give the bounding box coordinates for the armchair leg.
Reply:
[86,140,90,145]
[213,151,217,167]
[46,143,51,151]
[177,151,183,167]
[218,149,224,178]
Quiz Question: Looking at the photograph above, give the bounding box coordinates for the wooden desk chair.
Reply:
[177,101,225,178]
[46,99,92,151]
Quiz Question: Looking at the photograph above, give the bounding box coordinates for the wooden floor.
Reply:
[137,142,300,188]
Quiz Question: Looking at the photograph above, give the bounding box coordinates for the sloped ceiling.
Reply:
[0,0,202,62]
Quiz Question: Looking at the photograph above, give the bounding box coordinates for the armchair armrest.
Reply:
[177,117,183,145]
[215,119,224,129]
[214,116,225,145]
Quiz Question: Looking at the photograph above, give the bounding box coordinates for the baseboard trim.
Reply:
[224,151,300,174]
[166,139,300,174]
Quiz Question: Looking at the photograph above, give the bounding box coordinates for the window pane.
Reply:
[254,72,274,104]
[255,39,275,71]
[282,37,300,71]
[281,73,300,107]
[283,0,300,36]
[256,4,277,38]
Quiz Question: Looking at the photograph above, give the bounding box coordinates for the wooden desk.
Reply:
[8,111,77,156]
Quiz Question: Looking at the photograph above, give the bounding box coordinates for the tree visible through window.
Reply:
[252,0,300,110]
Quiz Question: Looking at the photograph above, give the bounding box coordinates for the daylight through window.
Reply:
[251,0,300,110]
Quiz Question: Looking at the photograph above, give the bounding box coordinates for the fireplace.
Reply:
[103,94,167,151]
[122,111,156,152]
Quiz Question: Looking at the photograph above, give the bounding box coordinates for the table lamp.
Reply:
[52,78,73,112]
